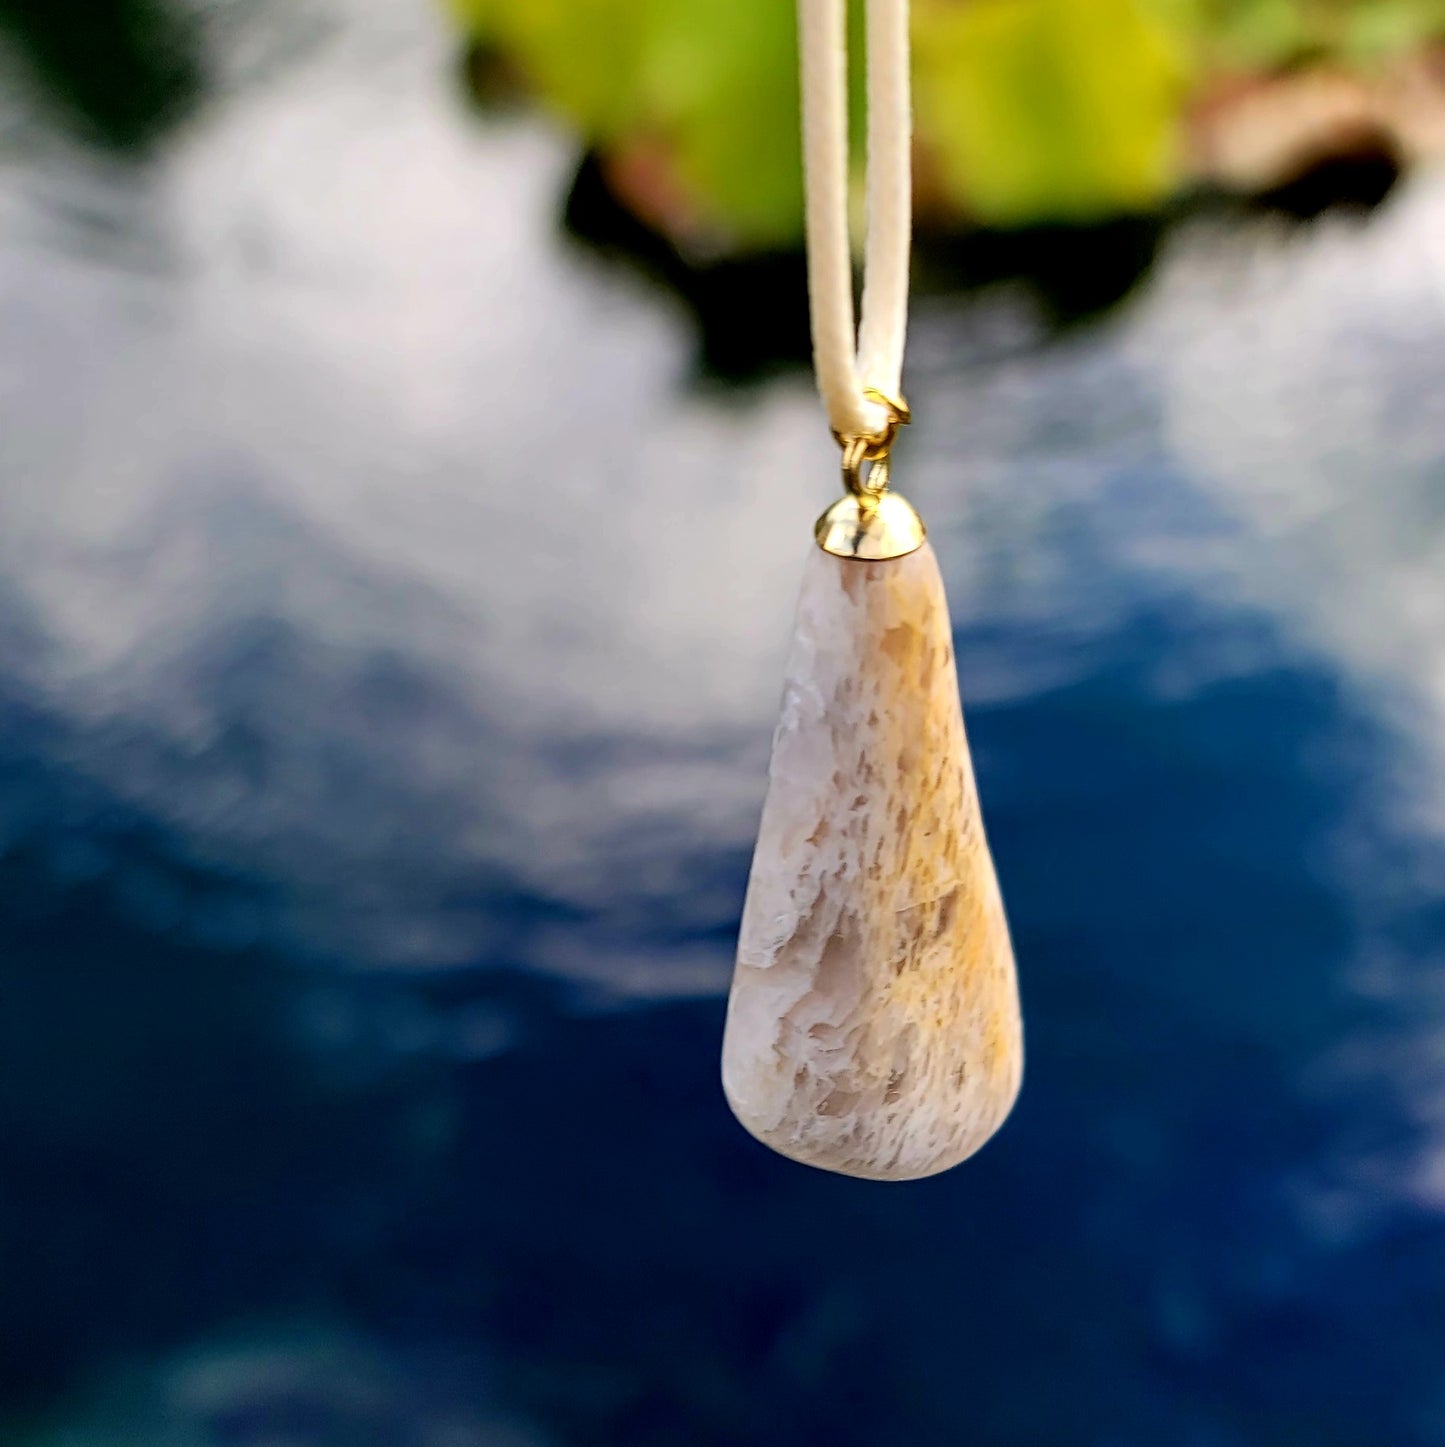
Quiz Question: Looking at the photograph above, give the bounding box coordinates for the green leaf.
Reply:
[447,0,662,138]
[914,0,1191,225]
[643,0,806,247]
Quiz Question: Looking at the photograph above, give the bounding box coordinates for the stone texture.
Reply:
[722,542,1022,1181]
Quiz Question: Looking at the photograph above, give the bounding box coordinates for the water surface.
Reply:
[3,4,1445,1443]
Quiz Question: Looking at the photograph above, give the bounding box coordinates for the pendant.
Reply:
[722,462,1023,1181]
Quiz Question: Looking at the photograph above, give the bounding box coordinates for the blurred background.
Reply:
[3,0,1445,1443]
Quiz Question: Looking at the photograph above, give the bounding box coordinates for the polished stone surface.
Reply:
[724,543,1022,1179]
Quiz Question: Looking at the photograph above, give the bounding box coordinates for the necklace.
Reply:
[720,0,1024,1181]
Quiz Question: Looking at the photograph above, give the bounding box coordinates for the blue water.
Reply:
[3,4,1445,1444]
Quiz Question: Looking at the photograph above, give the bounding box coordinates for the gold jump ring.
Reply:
[834,388,909,497]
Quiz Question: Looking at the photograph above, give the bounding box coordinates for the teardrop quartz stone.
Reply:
[722,541,1022,1181]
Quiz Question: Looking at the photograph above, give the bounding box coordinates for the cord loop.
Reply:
[799,0,913,439]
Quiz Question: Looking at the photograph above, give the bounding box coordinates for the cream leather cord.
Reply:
[797,0,912,441]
